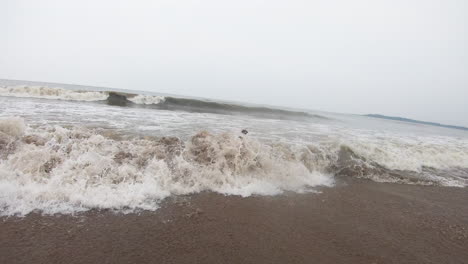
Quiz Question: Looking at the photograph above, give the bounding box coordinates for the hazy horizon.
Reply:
[1,0,467,126]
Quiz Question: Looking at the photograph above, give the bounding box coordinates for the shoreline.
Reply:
[1,179,468,264]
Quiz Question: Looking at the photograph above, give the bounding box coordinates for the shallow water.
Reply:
[0,81,467,216]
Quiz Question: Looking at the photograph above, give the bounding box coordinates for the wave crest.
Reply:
[127,94,166,105]
[0,85,108,101]
[0,85,323,120]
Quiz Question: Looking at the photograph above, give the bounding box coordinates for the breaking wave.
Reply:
[0,117,333,216]
[0,117,467,216]
[0,85,109,102]
[0,85,322,120]
[127,94,166,105]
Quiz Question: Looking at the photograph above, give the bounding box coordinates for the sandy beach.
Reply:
[1,179,467,264]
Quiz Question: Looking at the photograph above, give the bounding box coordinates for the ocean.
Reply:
[1,79,467,216]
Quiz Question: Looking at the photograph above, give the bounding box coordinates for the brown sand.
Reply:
[1,179,467,264]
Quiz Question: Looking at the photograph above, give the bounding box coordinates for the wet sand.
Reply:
[1,179,468,264]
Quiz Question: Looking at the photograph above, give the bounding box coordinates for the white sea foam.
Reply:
[0,85,168,105]
[128,95,165,105]
[0,118,333,216]
[342,136,468,172]
[0,85,108,101]
[0,117,25,138]
[1,116,467,216]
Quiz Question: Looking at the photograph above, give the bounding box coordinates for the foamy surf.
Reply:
[0,117,334,216]
[0,85,167,105]
[0,85,109,102]
[1,117,467,216]
[127,94,166,105]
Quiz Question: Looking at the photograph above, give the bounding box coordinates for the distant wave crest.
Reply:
[127,94,166,105]
[0,85,323,120]
[0,85,109,102]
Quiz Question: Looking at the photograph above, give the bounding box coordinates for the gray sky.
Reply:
[1,0,467,126]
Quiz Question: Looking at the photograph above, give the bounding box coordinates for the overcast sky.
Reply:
[1,0,467,126]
